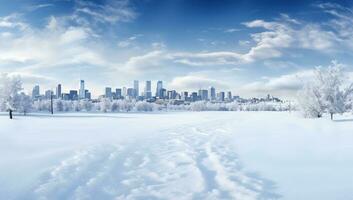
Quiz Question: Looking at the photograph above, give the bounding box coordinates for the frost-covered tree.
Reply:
[54,99,64,112]
[298,61,352,119]
[80,100,93,112]
[0,73,23,118]
[100,98,111,112]
[17,93,32,115]
[298,84,325,118]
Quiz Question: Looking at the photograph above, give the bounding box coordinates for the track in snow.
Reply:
[27,120,279,200]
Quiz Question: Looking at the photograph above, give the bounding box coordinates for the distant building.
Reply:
[56,84,62,99]
[145,81,152,99]
[167,90,177,99]
[198,89,208,100]
[156,81,163,98]
[127,88,135,98]
[69,90,78,100]
[181,91,188,101]
[227,91,232,101]
[79,80,85,99]
[217,92,225,101]
[62,93,70,100]
[115,88,122,99]
[191,92,198,102]
[105,87,112,98]
[123,87,127,97]
[133,80,139,98]
[85,89,91,100]
[209,86,216,100]
[45,90,53,99]
[32,85,40,99]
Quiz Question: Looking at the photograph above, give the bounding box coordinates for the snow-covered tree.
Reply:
[80,100,93,112]
[54,99,64,112]
[298,83,325,118]
[0,74,23,118]
[100,98,111,112]
[17,93,32,115]
[298,61,352,119]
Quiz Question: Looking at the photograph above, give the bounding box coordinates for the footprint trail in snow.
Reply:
[29,120,279,200]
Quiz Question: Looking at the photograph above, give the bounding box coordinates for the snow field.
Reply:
[1,111,353,200]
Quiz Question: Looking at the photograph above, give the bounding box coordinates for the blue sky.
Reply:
[0,0,353,98]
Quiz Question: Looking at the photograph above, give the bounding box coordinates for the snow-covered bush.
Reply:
[135,101,160,112]
[100,98,111,112]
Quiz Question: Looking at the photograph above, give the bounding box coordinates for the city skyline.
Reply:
[30,79,256,103]
[1,0,353,99]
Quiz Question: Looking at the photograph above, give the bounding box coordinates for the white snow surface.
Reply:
[0,111,353,200]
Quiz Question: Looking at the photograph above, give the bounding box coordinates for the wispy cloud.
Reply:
[74,0,137,24]
[27,3,54,12]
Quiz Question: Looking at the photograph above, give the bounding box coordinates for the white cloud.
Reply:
[28,3,54,12]
[159,14,342,67]
[240,70,315,98]
[124,51,166,72]
[224,28,241,33]
[316,3,353,50]
[74,0,136,24]
[0,13,28,30]
[151,42,166,49]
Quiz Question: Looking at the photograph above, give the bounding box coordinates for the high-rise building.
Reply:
[209,86,216,100]
[145,81,152,99]
[56,84,62,99]
[85,89,91,100]
[105,87,112,98]
[167,90,177,99]
[69,90,78,100]
[45,90,53,99]
[227,91,232,100]
[127,88,135,97]
[181,91,188,101]
[198,89,208,100]
[116,88,122,99]
[123,87,127,97]
[156,81,163,98]
[133,80,139,98]
[32,85,40,99]
[217,92,225,102]
[191,92,198,102]
[79,80,85,99]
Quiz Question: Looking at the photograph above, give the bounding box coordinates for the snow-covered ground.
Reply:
[0,112,352,200]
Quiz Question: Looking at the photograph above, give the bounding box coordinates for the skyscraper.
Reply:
[227,91,232,100]
[217,92,225,101]
[85,90,91,100]
[156,80,163,98]
[127,88,135,97]
[69,90,78,100]
[56,84,62,99]
[123,87,127,97]
[133,80,139,98]
[105,87,112,98]
[79,80,85,99]
[32,85,40,99]
[209,86,216,100]
[116,88,122,99]
[145,80,152,99]
[198,89,208,100]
